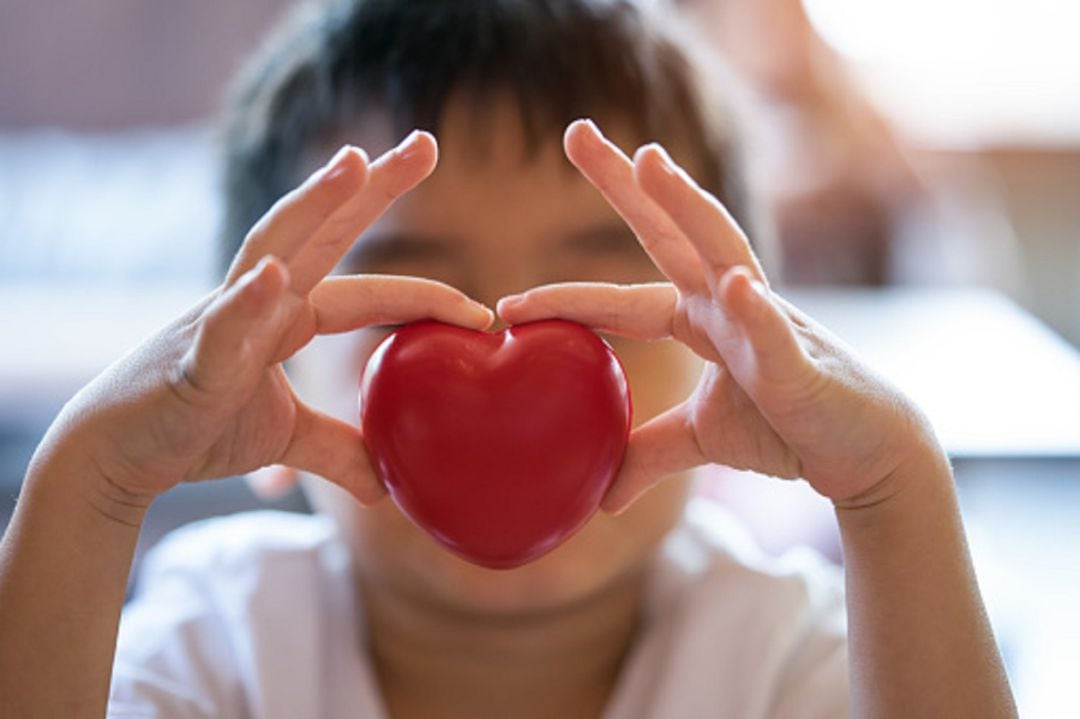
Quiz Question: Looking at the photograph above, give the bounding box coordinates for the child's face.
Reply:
[293,94,704,614]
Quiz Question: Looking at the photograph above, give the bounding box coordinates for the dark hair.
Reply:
[218,0,752,273]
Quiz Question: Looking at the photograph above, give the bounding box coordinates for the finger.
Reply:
[602,402,705,515]
[180,256,291,401]
[246,464,298,500]
[286,130,439,293]
[564,120,708,293]
[633,143,767,286]
[227,146,370,285]
[280,400,387,507]
[714,267,814,391]
[496,282,677,340]
[310,275,494,333]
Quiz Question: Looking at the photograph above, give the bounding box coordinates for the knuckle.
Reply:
[311,213,359,249]
[197,303,232,351]
[173,338,216,398]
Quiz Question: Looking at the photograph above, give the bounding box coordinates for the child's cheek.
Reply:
[547,254,665,287]
[352,327,394,371]
[352,327,395,414]
[609,337,703,426]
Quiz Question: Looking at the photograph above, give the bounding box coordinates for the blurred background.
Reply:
[1,0,1078,715]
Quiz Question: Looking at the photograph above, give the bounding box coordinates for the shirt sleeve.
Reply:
[107,537,247,719]
[765,547,850,719]
[604,505,851,719]
[106,511,360,719]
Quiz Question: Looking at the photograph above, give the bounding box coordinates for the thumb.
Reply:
[279,400,388,507]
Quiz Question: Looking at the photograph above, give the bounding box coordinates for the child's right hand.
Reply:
[34,131,492,515]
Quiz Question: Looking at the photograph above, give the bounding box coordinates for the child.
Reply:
[0,1,1015,717]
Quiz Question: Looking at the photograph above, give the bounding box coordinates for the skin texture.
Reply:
[0,98,1016,717]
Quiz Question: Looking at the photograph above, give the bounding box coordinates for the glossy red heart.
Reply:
[360,319,631,569]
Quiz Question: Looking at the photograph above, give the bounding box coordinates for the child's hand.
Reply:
[41,131,492,511]
[497,120,939,513]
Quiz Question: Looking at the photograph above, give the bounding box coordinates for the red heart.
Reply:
[360,319,632,569]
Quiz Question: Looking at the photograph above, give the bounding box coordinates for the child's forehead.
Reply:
[303,91,663,181]
[365,142,626,249]
[332,107,652,269]
[302,94,699,258]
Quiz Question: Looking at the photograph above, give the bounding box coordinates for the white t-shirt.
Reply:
[108,500,849,718]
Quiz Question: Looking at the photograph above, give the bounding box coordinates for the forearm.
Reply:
[0,439,147,717]
[835,448,1017,718]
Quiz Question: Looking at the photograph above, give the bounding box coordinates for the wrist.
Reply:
[25,430,154,531]
[832,434,952,514]
[832,442,961,564]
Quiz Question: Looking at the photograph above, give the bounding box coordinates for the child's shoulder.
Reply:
[649,497,845,640]
[147,508,337,562]
[667,498,841,586]
[606,501,848,718]
[120,509,355,657]
[113,512,367,714]
[134,509,348,600]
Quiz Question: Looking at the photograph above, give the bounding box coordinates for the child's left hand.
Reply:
[498,120,940,513]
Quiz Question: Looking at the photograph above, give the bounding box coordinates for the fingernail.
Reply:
[577,118,600,135]
[497,295,523,313]
[394,129,424,159]
[473,305,495,327]
[651,143,677,175]
[321,145,355,181]
[247,465,295,499]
